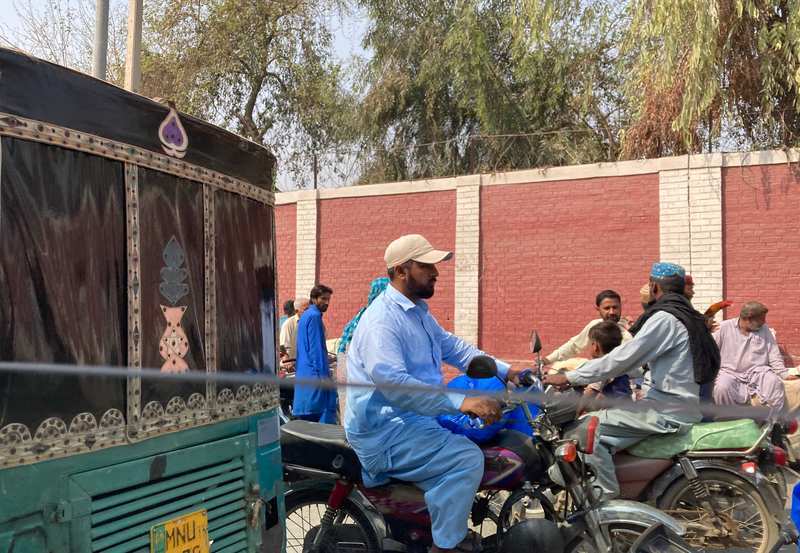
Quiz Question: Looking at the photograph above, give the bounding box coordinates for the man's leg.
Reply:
[748,367,786,415]
[378,424,484,549]
[712,371,749,406]
[585,408,689,498]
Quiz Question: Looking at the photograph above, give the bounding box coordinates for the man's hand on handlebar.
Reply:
[460,397,503,425]
[542,373,572,390]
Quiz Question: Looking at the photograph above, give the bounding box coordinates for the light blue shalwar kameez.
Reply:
[344,284,508,549]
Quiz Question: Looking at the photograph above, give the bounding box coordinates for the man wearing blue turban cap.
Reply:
[544,261,720,498]
[650,262,686,279]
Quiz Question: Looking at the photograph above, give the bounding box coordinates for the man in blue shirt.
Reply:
[293,284,338,423]
[344,234,521,553]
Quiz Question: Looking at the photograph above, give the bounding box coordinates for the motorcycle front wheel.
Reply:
[657,469,778,553]
[284,488,381,553]
[566,521,652,553]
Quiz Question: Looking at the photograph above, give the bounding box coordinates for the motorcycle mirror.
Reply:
[530,331,542,354]
[466,355,498,379]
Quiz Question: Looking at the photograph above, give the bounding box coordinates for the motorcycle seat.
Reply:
[280,419,363,481]
[626,419,764,459]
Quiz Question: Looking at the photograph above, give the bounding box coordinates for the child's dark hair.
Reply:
[589,321,623,354]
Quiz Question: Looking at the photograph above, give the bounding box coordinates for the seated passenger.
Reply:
[713,301,790,415]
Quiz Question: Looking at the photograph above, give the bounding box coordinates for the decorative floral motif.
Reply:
[142,401,166,423]
[99,409,125,429]
[0,423,32,447]
[187,393,206,410]
[166,397,187,416]
[159,305,190,372]
[68,413,99,434]
[158,107,189,159]
[159,237,189,305]
[159,237,190,373]
[33,418,68,442]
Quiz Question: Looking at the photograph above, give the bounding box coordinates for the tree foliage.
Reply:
[142,0,356,179]
[7,0,800,186]
[353,0,628,182]
[624,0,800,157]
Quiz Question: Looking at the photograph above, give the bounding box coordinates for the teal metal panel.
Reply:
[91,458,243,511]
[91,481,243,544]
[91,468,244,527]
[72,435,251,497]
[0,410,283,552]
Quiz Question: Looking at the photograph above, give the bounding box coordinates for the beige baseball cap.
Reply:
[384,234,452,268]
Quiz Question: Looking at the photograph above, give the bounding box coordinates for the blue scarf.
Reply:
[337,277,390,353]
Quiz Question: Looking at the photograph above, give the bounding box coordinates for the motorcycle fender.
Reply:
[648,459,786,519]
[346,488,391,543]
[595,499,687,536]
[284,481,390,544]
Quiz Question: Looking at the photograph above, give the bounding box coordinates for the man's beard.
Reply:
[317,303,328,312]
[408,273,435,299]
[604,313,621,323]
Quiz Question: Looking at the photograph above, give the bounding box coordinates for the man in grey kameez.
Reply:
[544,262,703,498]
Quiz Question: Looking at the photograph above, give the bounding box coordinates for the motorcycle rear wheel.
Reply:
[285,488,381,553]
[657,469,778,553]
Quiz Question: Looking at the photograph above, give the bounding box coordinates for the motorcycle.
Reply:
[280,353,690,553]
[528,329,790,553]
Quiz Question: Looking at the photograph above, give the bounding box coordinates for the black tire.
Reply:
[565,521,652,553]
[492,488,558,541]
[284,488,381,553]
[657,469,778,553]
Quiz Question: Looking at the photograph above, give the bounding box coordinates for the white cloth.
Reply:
[546,319,633,364]
[279,314,299,359]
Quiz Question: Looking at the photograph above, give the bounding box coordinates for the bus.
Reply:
[0,48,283,553]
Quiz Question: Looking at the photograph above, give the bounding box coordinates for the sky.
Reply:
[0,0,369,65]
[0,0,370,188]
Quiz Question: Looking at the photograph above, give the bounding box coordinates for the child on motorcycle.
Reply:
[550,321,630,401]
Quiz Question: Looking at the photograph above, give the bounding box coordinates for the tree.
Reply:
[351,0,629,183]
[623,0,800,157]
[139,0,357,185]
[1,0,356,188]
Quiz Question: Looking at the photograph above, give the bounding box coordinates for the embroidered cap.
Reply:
[650,262,686,279]
[385,234,453,269]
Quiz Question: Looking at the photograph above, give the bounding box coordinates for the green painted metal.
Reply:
[90,482,243,548]
[91,458,243,511]
[0,410,283,553]
[91,467,245,528]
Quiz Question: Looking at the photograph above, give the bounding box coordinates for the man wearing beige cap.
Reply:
[344,234,520,553]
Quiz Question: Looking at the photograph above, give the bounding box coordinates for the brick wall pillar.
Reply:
[454,175,482,346]
[659,162,723,313]
[295,190,319,299]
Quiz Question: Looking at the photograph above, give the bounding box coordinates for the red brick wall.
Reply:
[275,204,296,310]
[316,192,457,341]
[479,174,660,362]
[723,164,800,364]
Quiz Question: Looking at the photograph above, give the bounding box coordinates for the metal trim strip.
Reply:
[0,112,274,206]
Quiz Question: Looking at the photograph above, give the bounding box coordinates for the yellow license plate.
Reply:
[150,510,209,553]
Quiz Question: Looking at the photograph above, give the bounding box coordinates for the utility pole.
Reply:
[124,0,143,92]
[92,0,109,79]
[313,152,318,190]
